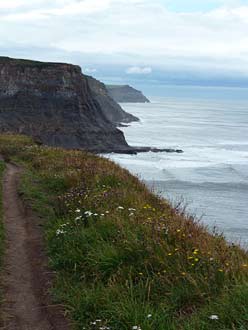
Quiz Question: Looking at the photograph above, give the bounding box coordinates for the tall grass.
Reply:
[0,160,5,263]
[0,134,247,330]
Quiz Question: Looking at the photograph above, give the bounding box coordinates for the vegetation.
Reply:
[0,159,5,263]
[0,134,247,330]
[0,56,67,68]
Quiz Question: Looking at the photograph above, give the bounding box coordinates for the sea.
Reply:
[106,85,248,248]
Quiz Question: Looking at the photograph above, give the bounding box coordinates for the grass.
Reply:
[0,134,247,330]
[0,160,5,264]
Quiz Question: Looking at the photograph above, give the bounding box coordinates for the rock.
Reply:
[86,76,139,124]
[0,56,134,153]
[106,85,150,103]
[130,147,184,154]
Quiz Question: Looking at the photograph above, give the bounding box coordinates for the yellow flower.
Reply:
[181,272,186,276]
[188,256,194,260]
[176,229,181,233]
[138,272,143,276]
[168,253,173,256]
[191,263,195,266]
[218,269,224,272]
[194,258,199,262]
[225,263,229,266]
[242,264,248,268]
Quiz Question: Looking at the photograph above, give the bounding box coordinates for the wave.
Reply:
[146,179,248,191]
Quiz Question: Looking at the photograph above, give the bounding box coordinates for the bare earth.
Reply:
[1,162,70,330]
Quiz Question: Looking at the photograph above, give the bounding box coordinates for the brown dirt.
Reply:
[1,162,71,330]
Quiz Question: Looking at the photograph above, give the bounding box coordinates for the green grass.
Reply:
[0,134,247,330]
[0,160,5,264]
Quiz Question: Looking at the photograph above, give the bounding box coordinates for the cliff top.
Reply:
[0,56,80,70]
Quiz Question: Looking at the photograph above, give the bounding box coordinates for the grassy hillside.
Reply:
[0,160,5,264]
[0,134,247,330]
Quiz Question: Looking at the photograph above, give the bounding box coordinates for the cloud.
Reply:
[1,0,248,84]
[84,67,97,74]
[126,66,152,74]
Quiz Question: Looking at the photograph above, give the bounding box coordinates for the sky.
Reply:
[1,0,248,89]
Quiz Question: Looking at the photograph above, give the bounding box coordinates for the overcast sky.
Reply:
[1,0,248,87]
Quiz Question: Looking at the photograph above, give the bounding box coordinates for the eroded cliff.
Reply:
[106,85,150,103]
[86,76,139,124]
[0,57,133,153]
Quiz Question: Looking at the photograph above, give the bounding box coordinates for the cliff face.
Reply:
[106,85,150,103]
[0,57,133,153]
[86,76,139,124]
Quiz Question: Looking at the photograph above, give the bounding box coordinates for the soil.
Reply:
[1,162,71,330]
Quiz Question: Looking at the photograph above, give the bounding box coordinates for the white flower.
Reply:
[56,229,66,236]
[209,315,219,320]
[101,214,105,217]
[75,209,81,213]
[132,326,141,330]
[84,211,93,217]
[147,314,152,318]
[105,211,110,214]
[117,206,124,210]
[94,213,98,216]
[75,216,82,221]
[128,208,136,211]
[129,213,134,216]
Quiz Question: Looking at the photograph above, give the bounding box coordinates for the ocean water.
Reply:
[107,86,248,247]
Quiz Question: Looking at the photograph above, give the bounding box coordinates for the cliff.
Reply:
[0,56,133,153]
[106,84,150,103]
[86,76,139,124]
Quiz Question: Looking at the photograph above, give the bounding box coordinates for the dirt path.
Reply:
[1,163,70,330]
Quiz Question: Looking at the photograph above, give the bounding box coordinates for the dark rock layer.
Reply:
[106,85,150,103]
[0,57,133,153]
[86,76,139,124]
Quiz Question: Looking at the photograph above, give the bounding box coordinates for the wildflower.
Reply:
[84,211,93,217]
[243,264,248,268]
[176,229,181,233]
[209,315,219,320]
[168,253,172,256]
[174,248,179,252]
[75,216,82,221]
[181,272,186,276]
[94,213,98,216]
[147,314,152,318]
[105,211,109,214]
[128,208,136,211]
[56,229,66,236]
[75,209,81,213]
[138,272,143,276]
[194,258,199,262]
[218,269,224,272]
[209,257,214,261]
[117,206,124,210]
[129,213,134,216]
[101,214,105,217]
